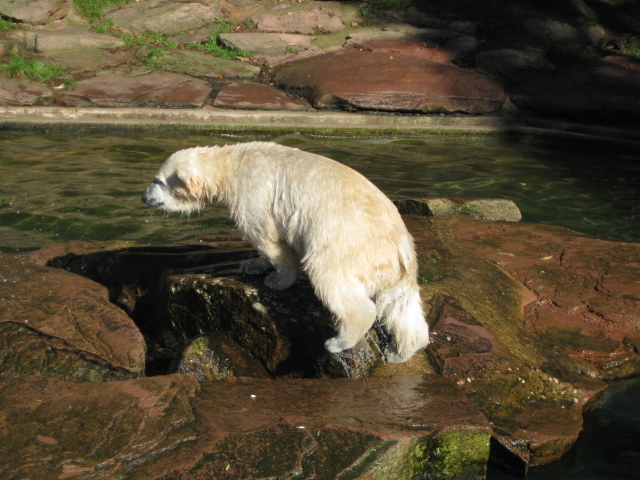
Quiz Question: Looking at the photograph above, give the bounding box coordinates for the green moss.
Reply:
[370,429,490,480]
[417,249,449,284]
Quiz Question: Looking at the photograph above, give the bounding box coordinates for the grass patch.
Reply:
[626,43,640,56]
[144,48,165,67]
[73,0,135,23]
[0,52,66,83]
[190,31,248,59]
[0,16,15,32]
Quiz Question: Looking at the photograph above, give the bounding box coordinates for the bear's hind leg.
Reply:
[324,289,377,353]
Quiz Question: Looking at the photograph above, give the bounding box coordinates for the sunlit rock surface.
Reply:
[2,208,638,477]
[0,252,145,381]
[0,373,490,480]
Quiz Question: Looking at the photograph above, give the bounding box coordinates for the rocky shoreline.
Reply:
[0,0,639,126]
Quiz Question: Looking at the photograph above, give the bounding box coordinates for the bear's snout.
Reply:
[142,191,164,208]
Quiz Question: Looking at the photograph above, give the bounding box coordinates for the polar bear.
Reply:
[142,142,429,363]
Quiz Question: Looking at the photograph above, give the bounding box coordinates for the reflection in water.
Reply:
[1,130,639,479]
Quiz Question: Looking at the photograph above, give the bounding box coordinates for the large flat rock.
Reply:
[252,8,344,34]
[105,0,221,35]
[0,373,490,479]
[0,74,53,106]
[275,50,505,114]
[57,67,211,108]
[345,28,477,64]
[135,47,260,79]
[0,0,68,25]
[25,27,125,53]
[212,82,309,110]
[0,253,145,380]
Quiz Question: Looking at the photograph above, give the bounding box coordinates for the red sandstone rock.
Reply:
[0,74,53,106]
[57,67,211,108]
[0,373,490,479]
[275,50,505,114]
[345,29,476,64]
[448,217,640,379]
[0,253,145,379]
[212,82,309,110]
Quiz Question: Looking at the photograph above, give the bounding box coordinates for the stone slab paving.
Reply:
[58,67,212,108]
[25,26,125,53]
[0,75,53,106]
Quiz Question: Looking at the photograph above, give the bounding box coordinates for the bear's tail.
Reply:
[376,275,430,363]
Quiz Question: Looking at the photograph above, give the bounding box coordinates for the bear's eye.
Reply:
[152,178,166,187]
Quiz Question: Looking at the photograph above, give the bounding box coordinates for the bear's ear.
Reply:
[173,167,204,199]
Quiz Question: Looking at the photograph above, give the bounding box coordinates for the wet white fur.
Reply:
[142,142,430,363]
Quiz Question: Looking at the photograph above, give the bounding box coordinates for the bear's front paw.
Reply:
[241,257,271,275]
[325,337,352,353]
[264,271,296,290]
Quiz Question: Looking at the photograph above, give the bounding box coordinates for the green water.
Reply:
[1,130,639,479]
[0,131,639,253]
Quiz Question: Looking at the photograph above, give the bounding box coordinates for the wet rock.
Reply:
[171,332,272,380]
[135,47,260,80]
[0,253,144,381]
[475,49,555,77]
[22,212,640,473]
[57,67,211,108]
[105,0,222,36]
[212,82,309,110]
[401,215,605,471]
[274,50,505,114]
[0,0,68,25]
[0,372,491,479]
[510,79,640,125]
[449,217,640,379]
[219,32,322,56]
[345,28,477,64]
[0,75,53,106]
[395,197,522,222]
[590,55,640,95]
[24,27,125,53]
[252,9,344,34]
